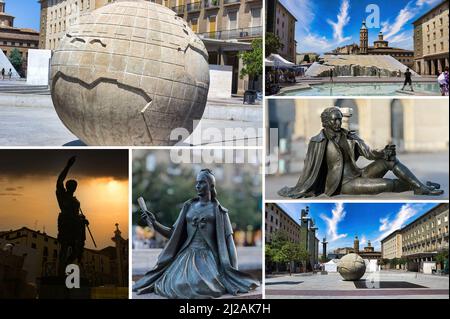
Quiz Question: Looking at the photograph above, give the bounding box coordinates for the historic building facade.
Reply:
[266,0,296,63]
[265,204,319,269]
[0,0,39,76]
[412,0,449,75]
[333,22,414,69]
[381,230,403,260]
[330,237,381,260]
[401,203,449,271]
[0,224,128,287]
[265,203,301,244]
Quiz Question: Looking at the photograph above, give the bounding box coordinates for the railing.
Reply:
[204,0,220,9]
[224,0,241,4]
[199,26,262,40]
[187,1,202,12]
[171,4,185,14]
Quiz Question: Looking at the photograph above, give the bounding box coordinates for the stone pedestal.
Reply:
[36,276,91,299]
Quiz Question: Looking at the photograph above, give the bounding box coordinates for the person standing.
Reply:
[1,68,4,80]
[438,66,449,96]
[330,68,334,83]
[8,69,12,79]
[401,68,414,92]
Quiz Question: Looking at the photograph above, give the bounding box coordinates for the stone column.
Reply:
[431,59,436,75]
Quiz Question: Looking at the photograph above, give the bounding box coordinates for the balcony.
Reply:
[187,1,202,12]
[199,26,262,40]
[171,4,185,15]
[224,0,241,5]
[204,0,220,9]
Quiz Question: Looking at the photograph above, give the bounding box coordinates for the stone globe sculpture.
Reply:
[337,253,366,281]
[50,1,210,146]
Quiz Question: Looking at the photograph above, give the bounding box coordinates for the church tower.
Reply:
[0,0,15,28]
[353,235,360,253]
[359,20,368,54]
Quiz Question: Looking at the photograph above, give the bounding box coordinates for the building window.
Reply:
[190,18,198,33]
[228,10,237,31]
[31,243,36,249]
[251,7,261,27]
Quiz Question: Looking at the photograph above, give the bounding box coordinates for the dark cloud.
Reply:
[0,193,23,196]
[0,150,128,180]
[5,187,16,191]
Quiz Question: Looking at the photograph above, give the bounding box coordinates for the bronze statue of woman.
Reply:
[133,169,259,299]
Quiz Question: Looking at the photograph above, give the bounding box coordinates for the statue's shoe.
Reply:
[426,181,441,190]
[414,186,444,196]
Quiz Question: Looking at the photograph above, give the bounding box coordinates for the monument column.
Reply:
[322,237,328,260]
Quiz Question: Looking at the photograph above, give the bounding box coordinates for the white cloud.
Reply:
[381,0,440,43]
[381,2,417,40]
[326,0,352,43]
[360,235,367,246]
[302,34,336,52]
[375,204,422,243]
[416,0,441,7]
[282,0,315,33]
[388,31,413,49]
[320,203,348,242]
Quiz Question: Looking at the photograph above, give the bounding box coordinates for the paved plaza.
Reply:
[266,152,449,200]
[0,88,262,146]
[265,271,449,299]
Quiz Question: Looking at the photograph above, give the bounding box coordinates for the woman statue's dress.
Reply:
[133,199,259,298]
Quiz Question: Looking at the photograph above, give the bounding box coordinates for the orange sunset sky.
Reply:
[0,150,129,250]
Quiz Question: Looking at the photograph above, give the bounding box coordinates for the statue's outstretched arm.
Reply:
[140,209,173,239]
[57,156,76,191]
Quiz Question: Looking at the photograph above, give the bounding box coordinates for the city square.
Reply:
[265,203,449,299]
[265,271,449,299]
[265,0,449,96]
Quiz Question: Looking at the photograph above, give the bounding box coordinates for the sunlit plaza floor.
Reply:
[0,92,262,146]
[265,270,449,299]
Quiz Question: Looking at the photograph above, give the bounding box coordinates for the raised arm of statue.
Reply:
[57,156,76,191]
[140,209,173,238]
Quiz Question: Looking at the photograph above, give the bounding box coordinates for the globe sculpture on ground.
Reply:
[50,1,210,145]
[337,253,366,281]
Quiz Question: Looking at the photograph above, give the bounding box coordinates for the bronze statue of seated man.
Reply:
[278,107,443,198]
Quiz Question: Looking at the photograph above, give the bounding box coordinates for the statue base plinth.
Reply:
[36,276,91,299]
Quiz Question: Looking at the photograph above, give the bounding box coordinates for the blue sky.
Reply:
[281,0,443,54]
[5,0,41,30]
[278,202,439,253]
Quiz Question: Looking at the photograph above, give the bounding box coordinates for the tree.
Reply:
[303,54,310,64]
[435,251,449,270]
[239,38,262,90]
[265,32,283,57]
[132,156,261,231]
[8,48,22,74]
